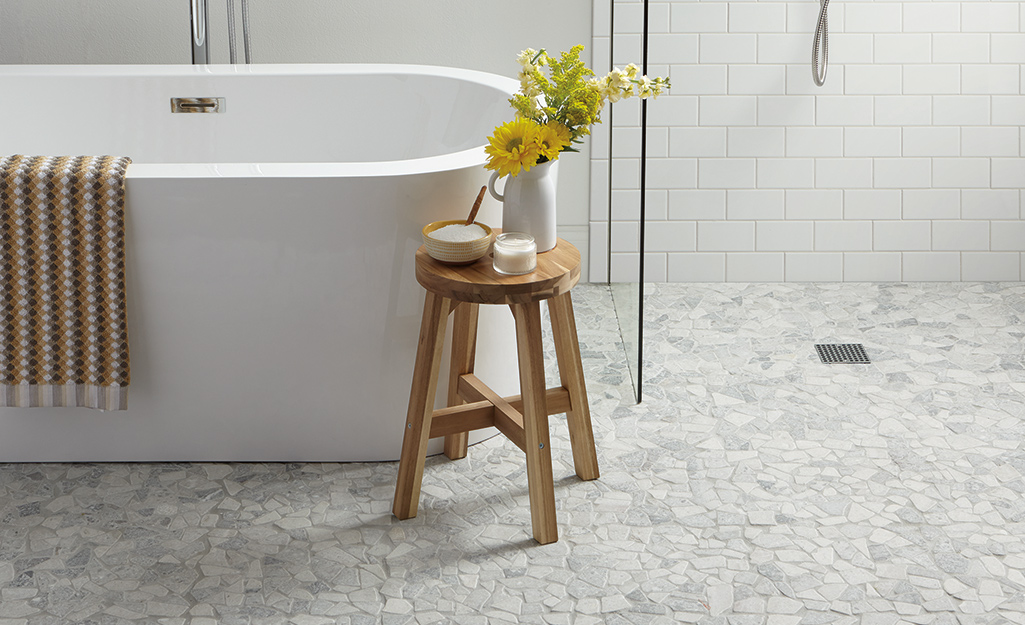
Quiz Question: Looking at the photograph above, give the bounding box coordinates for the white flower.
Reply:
[598,69,630,103]
[624,63,640,78]
[605,89,623,103]
[606,68,630,91]
[516,48,538,67]
[519,72,542,99]
[637,76,654,98]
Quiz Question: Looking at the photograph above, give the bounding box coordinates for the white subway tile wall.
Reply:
[785,252,844,281]
[591,0,1024,282]
[727,252,786,281]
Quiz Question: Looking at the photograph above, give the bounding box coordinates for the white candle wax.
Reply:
[493,232,537,275]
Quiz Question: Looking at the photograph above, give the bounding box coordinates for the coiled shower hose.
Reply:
[812,0,830,86]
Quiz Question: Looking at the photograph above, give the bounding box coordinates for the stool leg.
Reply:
[444,302,479,460]
[511,301,558,545]
[393,291,450,520]
[548,292,600,481]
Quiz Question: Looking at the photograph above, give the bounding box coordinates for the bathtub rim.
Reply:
[2,62,519,179]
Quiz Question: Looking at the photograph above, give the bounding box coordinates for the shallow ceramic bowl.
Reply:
[422,220,494,264]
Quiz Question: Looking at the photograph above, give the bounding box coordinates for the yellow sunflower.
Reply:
[485,117,542,178]
[536,122,572,161]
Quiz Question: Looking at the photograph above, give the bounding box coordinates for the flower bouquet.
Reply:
[485,45,670,178]
[484,46,669,251]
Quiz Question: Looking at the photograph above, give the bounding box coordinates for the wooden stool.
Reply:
[392,238,599,544]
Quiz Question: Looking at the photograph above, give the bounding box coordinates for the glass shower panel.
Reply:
[603,0,649,403]
[610,281,641,402]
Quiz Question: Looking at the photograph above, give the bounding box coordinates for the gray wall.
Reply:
[0,0,594,258]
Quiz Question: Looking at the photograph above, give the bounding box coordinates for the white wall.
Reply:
[593,0,1025,282]
[0,0,594,273]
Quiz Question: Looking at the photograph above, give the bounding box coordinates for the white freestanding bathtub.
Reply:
[0,63,520,461]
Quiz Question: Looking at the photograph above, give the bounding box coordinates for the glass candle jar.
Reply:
[493,232,537,275]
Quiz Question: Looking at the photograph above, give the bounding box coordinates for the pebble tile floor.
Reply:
[2,282,1025,625]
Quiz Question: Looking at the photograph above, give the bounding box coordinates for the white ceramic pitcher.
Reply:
[487,159,559,253]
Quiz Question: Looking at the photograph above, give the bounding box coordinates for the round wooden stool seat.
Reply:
[393,237,598,545]
[414,239,581,305]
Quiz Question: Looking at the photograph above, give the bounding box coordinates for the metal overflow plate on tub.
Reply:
[171,97,225,113]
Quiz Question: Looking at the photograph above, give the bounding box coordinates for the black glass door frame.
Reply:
[602,0,650,404]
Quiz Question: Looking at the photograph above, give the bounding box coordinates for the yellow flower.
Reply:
[564,87,601,128]
[484,117,542,178]
[511,93,541,118]
[536,122,572,160]
[547,121,572,145]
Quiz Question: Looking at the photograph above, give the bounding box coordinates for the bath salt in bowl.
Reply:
[422,219,494,264]
[432,223,488,242]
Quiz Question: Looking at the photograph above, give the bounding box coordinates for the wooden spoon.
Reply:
[465,185,487,225]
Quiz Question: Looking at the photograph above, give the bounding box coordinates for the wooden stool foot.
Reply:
[443,302,479,460]
[443,433,469,460]
[548,293,600,482]
[512,301,558,544]
[393,292,451,520]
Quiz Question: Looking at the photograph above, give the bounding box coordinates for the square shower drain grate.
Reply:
[815,343,870,364]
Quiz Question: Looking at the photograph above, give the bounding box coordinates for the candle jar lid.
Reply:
[495,232,536,250]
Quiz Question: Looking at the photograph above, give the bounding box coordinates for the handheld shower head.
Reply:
[812,0,830,86]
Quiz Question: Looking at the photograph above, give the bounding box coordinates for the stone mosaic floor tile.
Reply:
[1,282,1024,624]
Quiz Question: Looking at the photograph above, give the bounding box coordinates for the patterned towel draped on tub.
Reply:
[0,155,132,410]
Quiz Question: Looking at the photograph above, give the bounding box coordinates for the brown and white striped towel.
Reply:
[0,155,132,410]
